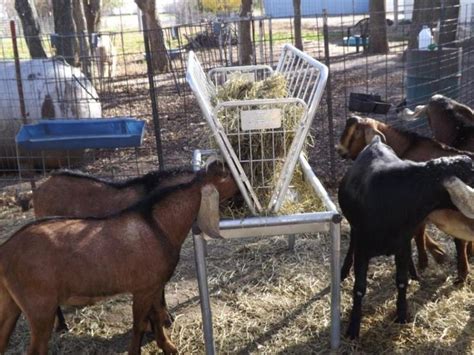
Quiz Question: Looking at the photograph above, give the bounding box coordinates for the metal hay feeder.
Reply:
[186,44,328,215]
[187,46,341,353]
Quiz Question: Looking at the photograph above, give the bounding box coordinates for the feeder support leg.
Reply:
[330,221,341,350]
[288,234,296,252]
[193,233,216,355]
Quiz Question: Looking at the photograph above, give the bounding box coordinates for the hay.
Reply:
[1,209,472,353]
[213,73,322,216]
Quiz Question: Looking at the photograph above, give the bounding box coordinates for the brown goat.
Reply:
[401,94,474,151]
[336,115,474,283]
[33,168,196,333]
[34,168,196,219]
[401,94,474,260]
[0,161,238,355]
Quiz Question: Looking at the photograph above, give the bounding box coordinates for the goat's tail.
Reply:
[399,105,427,121]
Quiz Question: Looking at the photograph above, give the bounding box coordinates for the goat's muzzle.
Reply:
[335,144,349,159]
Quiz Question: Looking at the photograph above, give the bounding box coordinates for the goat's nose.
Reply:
[335,144,348,158]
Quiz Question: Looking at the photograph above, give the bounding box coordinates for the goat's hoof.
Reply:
[161,310,174,328]
[345,324,360,340]
[54,323,69,333]
[163,316,173,329]
[417,258,428,271]
[409,269,420,281]
[453,276,466,286]
[162,341,178,354]
[395,316,407,324]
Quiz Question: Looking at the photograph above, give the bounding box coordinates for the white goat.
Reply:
[94,34,117,83]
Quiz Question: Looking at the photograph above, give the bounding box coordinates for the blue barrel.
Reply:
[406,48,462,108]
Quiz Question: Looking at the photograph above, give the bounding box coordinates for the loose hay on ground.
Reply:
[1,220,473,353]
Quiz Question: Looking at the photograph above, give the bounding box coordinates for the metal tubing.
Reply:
[208,64,273,80]
[192,149,218,171]
[10,20,27,124]
[330,222,341,350]
[299,153,339,213]
[214,97,307,110]
[193,233,216,355]
[220,211,335,230]
[288,234,296,251]
[187,45,328,215]
[323,10,336,181]
[143,20,165,170]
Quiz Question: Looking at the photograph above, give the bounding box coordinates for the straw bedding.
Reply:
[2,224,472,353]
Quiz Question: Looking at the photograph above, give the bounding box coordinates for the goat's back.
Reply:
[33,175,145,218]
[338,140,471,246]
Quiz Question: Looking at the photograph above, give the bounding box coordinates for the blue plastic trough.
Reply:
[343,35,369,46]
[15,118,146,151]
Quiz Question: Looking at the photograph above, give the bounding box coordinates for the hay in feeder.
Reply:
[213,73,322,216]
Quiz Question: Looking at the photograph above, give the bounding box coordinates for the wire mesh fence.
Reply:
[0,2,472,204]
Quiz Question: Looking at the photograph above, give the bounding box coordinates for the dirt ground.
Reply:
[0,26,473,353]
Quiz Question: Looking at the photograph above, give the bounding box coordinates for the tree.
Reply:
[239,0,253,65]
[135,0,169,73]
[14,0,47,58]
[73,0,91,76]
[83,0,102,34]
[367,0,388,54]
[293,0,303,50]
[408,0,441,49]
[438,0,460,47]
[52,0,79,66]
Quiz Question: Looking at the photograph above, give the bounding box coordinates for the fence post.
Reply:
[10,21,27,124]
[143,21,165,170]
[323,10,336,181]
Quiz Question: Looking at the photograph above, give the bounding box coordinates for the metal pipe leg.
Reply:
[288,234,296,251]
[330,222,341,350]
[193,233,216,355]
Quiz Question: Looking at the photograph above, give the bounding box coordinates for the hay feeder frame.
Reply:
[192,149,341,353]
[187,45,341,353]
[186,44,328,215]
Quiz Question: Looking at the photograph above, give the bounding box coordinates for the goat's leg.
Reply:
[24,304,56,355]
[145,289,173,332]
[394,242,411,324]
[424,233,446,264]
[408,253,419,281]
[414,224,429,269]
[468,242,474,257]
[54,307,68,333]
[414,224,446,269]
[0,286,21,353]
[346,250,369,339]
[160,288,174,328]
[454,238,469,284]
[129,292,155,355]
[341,232,354,281]
[150,290,177,355]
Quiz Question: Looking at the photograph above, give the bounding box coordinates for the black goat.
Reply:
[338,136,474,339]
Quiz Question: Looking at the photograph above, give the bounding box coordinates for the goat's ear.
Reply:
[197,184,223,239]
[364,126,386,144]
[443,177,474,219]
[456,103,474,125]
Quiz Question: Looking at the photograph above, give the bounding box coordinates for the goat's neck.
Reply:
[378,123,412,158]
[151,184,202,248]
